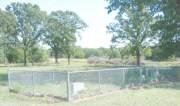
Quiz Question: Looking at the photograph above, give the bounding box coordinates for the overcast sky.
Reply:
[0,0,116,48]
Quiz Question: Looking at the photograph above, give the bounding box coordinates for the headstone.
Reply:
[72,82,86,96]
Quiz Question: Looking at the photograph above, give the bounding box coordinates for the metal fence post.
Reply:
[52,72,55,82]
[155,67,159,83]
[8,70,11,91]
[139,68,142,85]
[67,72,71,101]
[122,70,125,88]
[32,71,35,96]
[98,71,101,91]
[146,68,148,83]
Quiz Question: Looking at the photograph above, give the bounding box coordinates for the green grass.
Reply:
[0,59,180,106]
[10,82,121,100]
[0,85,180,106]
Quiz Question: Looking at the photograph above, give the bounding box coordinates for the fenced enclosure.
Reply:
[8,67,180,102]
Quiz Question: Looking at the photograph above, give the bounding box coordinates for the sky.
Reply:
[0,0,116,48]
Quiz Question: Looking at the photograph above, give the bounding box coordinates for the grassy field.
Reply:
[1,85,180,106]
[0,59,180,106]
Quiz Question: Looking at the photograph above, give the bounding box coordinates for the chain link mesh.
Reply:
[8,67,180,101]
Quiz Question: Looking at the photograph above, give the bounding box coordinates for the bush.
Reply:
[106,59,122,64]
[29,46,49,63]
[167,55,176,61]
[0,48,4,63]
[73,47,85,58]
[6,47,24,63]
[87,56,108,64]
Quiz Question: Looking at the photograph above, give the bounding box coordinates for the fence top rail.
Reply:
[7,69,67,74]
[68,67,171,74]
[7,67,172,74]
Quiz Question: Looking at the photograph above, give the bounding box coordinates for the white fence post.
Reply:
[32,71,35,96]
[98,71,101,90]
[52,72,55,82]
[122,70,125,88]
[67,72,71,101]
[8,70,11,91]
[140,68,142,85]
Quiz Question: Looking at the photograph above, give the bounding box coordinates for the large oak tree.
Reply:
[107,0,154,66]
[0,9,17,64]
[44,11,87,64]
[6,3,46,66]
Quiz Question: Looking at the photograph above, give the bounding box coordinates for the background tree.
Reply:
[107,0,154,66]
[58,11,87,65]
[44,11,87,64]
[6,3,46,66]
[143,47,152,59]
[0,9,17,64]
[6,46,24,63]
[151,0,180,57]
[73,46,85,58]
[44,13,63,63]
[28,45,49,64]
[108,46,121,59]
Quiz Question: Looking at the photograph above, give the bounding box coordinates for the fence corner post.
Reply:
[8,70,11,91]
[67,71,72,102]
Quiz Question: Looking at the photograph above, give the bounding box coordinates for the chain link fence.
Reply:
[8,70,67,101]
[8,67,180,101]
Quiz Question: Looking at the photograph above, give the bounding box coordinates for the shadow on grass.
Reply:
[0,73,8,86]
[152,82,180,90]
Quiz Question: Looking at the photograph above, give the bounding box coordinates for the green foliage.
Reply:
[119,45,132,59]
[28,45,49,63]
[107,0,154,66]
[143,47,152,59]
[106,0,180,63]
[150,0,180,56]
[151,46,178,61]
[109,47,121,59]
[167,55,176,62]
[1,45,48,64]
[0,9,17,35]
[6,46,24,63]
[82,47,121,59]
[44,10,87,64]
[6,3,47,65]
[0,48,4,63]
[73,46,85,58]
[83,48,101,58]
[0,9,17,64]
[0,1,179,64]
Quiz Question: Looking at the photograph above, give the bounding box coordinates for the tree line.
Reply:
[0,2,87,65]
[0,1,179,66]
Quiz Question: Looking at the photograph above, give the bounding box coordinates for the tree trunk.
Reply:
[3,45,7,65]
[23,48,27,66]
[29,47,34,66]
[136,48,141,66]
[67,55,70,65]
[54,49,58,64]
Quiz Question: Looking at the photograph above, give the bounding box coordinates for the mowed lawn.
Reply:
[0,60,180,106]
[1,85,180,106]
